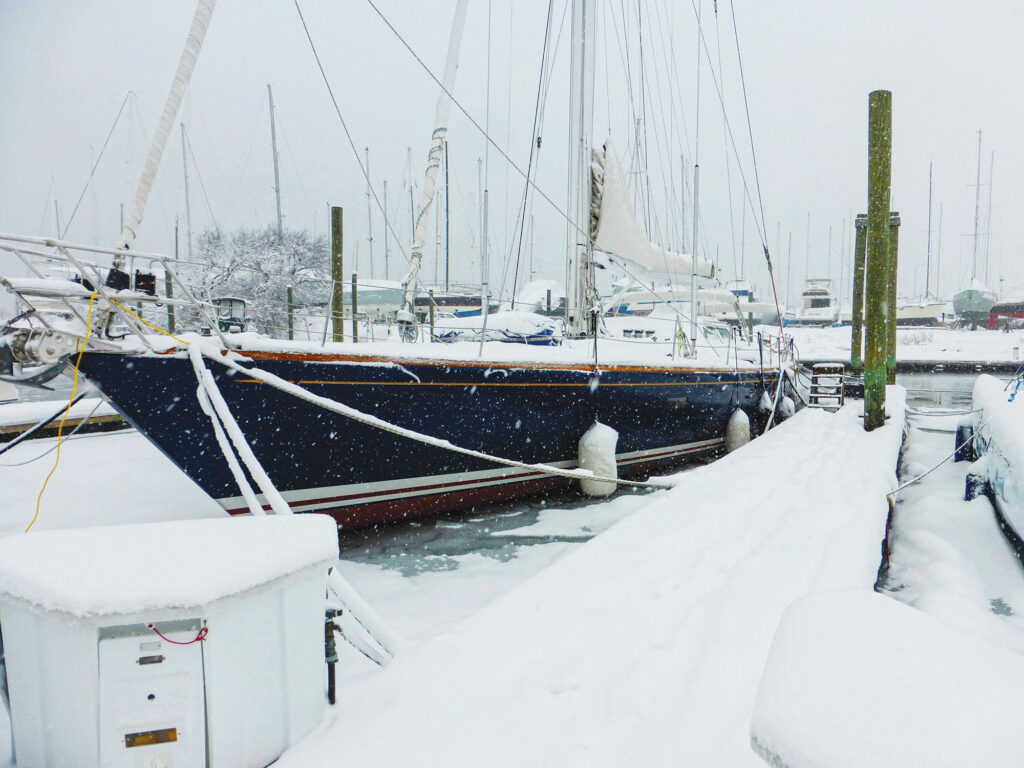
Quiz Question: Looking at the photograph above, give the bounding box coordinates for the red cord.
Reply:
[148,623,208,645]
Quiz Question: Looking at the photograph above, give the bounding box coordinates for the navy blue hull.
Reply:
[78,349,780,527]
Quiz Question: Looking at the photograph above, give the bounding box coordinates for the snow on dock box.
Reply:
[0,515,338,768]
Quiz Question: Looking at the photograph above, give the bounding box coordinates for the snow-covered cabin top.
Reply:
[0,516,339,618]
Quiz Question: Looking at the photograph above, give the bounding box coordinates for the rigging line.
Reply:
[62,92,133,239]
[226,91,267,209]
[713,2,738,279]
[361,0,586,241]
[184,127,220,232]
[293,0,412,266]
[276,117,317,226]
[688,0,766,246]
[727,0,769,244]
[505,0,556,306]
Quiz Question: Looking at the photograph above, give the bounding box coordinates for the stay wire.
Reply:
[361,0,587,242]
[61,92,133,239]
[293,0,412,267]
[505,0,556,306]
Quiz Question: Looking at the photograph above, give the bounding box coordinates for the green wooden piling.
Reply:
[351,272,358,343]
[886,213,901,384]
[864,90,892,431]
[428,289,435,340]
[850,214,867,372]
[165,265,176,335]
[287,284,294,340]
[331,206,343,343]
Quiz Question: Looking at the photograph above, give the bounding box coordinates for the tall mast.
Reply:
[444,138,450,292]
[383,180,390,280]
[936,203,943,299]
[396,0,469,332]
[566,0,596,338]
[689,0,703,347]
[971,129,982,281]
[119,0,217,255]
[267,84,283,241]
[926,160,933,298]
[365,147,374,279]
[984,150,994,285]
[180,123,193,260]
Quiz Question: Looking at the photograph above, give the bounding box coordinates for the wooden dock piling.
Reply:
[886,213,901,385]
[864,90,892,431]
[331,206,343,343]
[850,214,867,373]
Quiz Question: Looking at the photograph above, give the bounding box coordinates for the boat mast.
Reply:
[365,147,374,279]
[566,0,596,338]
[119,0,217,257]
[971,129,982,281]
[180,123,194,261]
[396,0,469,334]
[444,138,450,291]
[267,84,284,241]
[383,180,390,280]
[926,159,932,298]
[984,150,994,285]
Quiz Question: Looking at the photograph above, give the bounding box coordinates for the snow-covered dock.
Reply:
[275,392,907,767]
[0,397,126,441]
[751,390,1024,768]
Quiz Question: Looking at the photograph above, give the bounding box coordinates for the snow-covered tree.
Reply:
[176,226,330,337]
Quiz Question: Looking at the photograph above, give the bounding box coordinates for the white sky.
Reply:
[1,0,1022,308]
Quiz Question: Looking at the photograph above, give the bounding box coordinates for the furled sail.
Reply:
[590,143,714,278]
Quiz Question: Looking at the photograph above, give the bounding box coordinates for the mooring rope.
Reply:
[888,419,987,499]
[204,347,676,490]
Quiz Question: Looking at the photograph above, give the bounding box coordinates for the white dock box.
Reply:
[0,515,339,767]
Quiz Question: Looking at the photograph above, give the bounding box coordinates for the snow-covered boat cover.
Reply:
[0,515,338,617]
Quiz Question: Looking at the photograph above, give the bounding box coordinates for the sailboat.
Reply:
[953,131,997,327]
[0,0,795,528]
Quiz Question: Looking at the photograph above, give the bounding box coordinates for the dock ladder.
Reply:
[808,363,845,411]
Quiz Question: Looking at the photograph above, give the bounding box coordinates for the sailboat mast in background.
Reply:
[566,0,596,338]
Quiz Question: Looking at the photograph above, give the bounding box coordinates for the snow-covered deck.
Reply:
[275,391,907,766]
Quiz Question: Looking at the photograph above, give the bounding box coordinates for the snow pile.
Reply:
[750,590,1024,768]
[432,310,561,345]
[0,396,115,428]
[0,515,338,617]
[972,373,1024,535]
[776,325,1024,362]
[883,408,1024,656]
[276,389,905,767]
[516,279,565,311]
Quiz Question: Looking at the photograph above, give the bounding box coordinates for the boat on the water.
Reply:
[794,279,840,326]
[0,0,797,528]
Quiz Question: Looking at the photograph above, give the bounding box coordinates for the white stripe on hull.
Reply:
[217,438,723,513]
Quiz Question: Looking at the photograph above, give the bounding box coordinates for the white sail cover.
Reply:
[119,0,217,251]
[591,143,714,278]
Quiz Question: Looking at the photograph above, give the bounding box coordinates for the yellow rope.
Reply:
[110,299,191,346]
[26,292,99,532]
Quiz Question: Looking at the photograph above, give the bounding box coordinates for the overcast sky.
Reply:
[2,0,1022,309]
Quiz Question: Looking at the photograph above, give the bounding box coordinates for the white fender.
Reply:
[579,421,618,497]
[725,408,751,453]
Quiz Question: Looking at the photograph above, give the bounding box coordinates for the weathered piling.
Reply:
[886,213,901,384]
[850,214,867,372]
[287,284,294,341]
[331,206,344,343]
[351,272,358,343]
[429,288,435,339]
[864,90,892,431]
